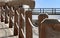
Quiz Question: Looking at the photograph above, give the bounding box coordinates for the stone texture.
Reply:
[0,21,18,38]
[46,26,60,38]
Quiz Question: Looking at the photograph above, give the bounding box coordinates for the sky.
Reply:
[35,0,60,8]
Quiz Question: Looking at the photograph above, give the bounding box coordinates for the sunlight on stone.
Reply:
[58,20,60,22]
[0,0,15,2]
[23,5,32,11]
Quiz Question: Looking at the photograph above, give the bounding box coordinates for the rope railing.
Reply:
[1,4,60,38]
[0,6,52,38]
[21,11,37,38]
[19,8,60,38]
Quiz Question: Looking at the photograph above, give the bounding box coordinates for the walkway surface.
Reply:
[0,21,39,38]
[0,21,18,38]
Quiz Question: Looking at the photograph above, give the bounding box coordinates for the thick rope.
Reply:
[28,17,35,28]
[28,17,38,35]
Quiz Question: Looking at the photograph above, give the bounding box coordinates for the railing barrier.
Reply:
[0,6,60,38]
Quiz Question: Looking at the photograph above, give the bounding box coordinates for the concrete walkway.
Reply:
[0,22,18,38]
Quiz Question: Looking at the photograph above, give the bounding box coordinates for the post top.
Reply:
[41,18,60,24]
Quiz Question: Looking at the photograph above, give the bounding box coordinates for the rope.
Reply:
[2,7,5,11]
[21,29,25,38]
[28,17,35,28]
[16,10,19,15]
[21,13,25,21]
[11,7,15,13]
[6,6,10,10]
[16,23,19,29]
[28,17,38,35]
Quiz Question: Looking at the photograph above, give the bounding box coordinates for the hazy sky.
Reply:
[35,0,60,8]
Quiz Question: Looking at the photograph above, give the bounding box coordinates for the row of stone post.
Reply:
[0,6,49,38]
[1,4,60,38]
